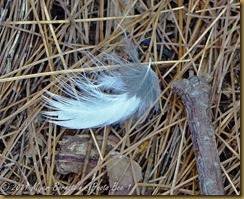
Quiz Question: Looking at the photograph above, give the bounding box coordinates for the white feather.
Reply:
[42,41,160,129]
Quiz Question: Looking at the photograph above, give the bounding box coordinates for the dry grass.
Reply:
[0,0,240,195]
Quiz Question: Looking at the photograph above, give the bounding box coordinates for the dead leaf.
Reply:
[107,156,142,195]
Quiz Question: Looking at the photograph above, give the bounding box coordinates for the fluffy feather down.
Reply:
[42,42,160,129]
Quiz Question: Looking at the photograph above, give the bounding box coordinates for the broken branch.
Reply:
[171,75,225,195]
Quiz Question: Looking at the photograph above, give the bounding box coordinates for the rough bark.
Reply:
[55,134,119,174]
[171,75,225,195]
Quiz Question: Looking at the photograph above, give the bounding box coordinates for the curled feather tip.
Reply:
[42,44,161,129]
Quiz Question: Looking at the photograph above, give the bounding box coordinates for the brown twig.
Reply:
[171,74,225,195]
